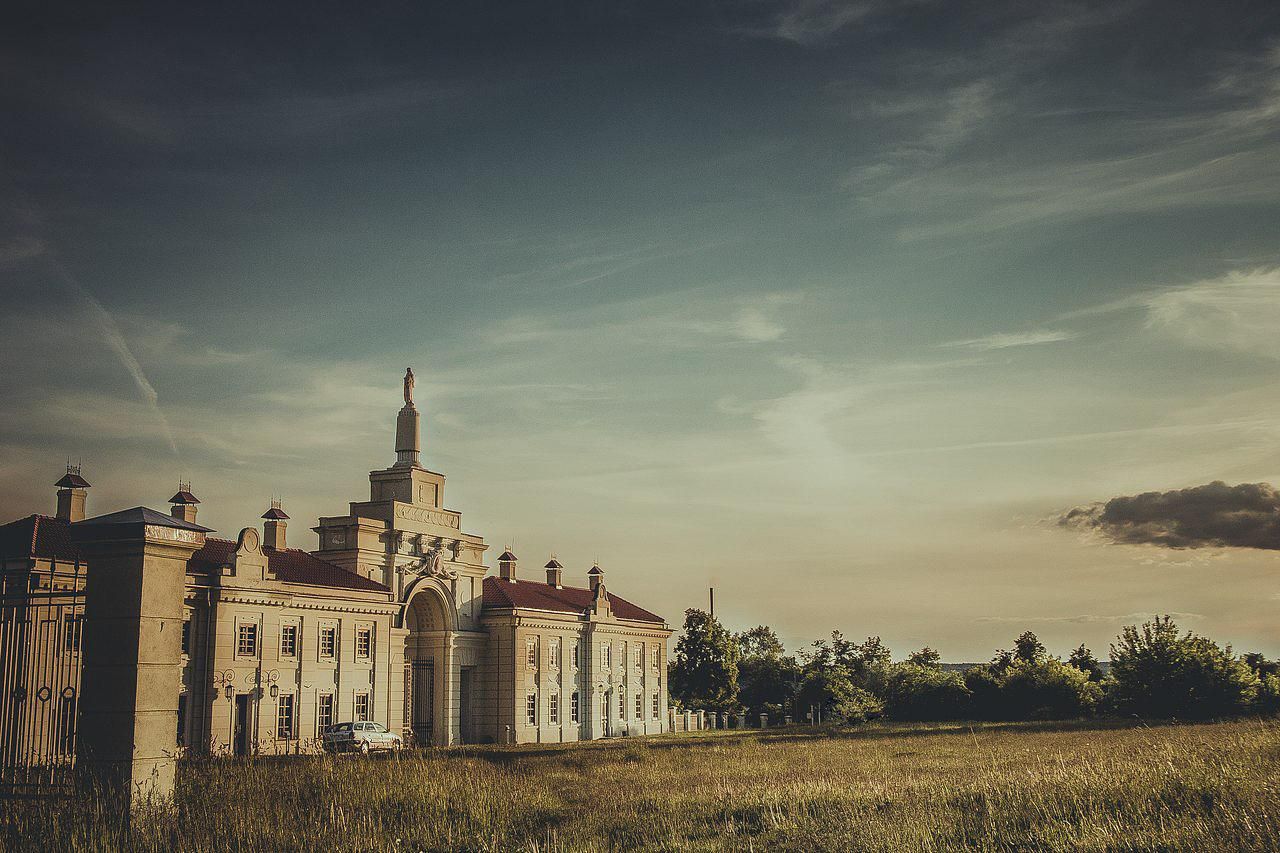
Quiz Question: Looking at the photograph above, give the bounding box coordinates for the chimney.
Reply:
[262,500,289,550]
[545,556,563,587]
[588,563,605,594]
[168,481,200,523]
[54,464,91,522]
[497,548,518,581]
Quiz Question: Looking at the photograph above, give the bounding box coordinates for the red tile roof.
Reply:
[0,515,80,562]
[482,575,664,624]
[190,538,390,592]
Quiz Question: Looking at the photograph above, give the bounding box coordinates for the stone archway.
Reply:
[403,584,454,746]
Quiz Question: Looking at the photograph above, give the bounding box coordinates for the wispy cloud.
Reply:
[1143,268,1280,359]
[940,329,1079,351]
[976,612,1205,625]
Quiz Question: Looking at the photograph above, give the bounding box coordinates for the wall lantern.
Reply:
[270,684,279,699]
[223,684,234,700]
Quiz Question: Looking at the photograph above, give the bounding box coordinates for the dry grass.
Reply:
[4,719,1280,851]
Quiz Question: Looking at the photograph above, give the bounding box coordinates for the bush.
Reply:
[885,663,971,720]
[1109,616,1259,719]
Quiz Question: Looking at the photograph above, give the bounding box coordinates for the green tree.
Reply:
[906,647,942,669]
[735,625,786,660]
[884,663,970,720]
[1000,657,1101,719]
[796,667,883,724]
[1014,631,1046,663]
[1068,643,1105,682]
[669,609,739,712]
[1109,616,1259,719]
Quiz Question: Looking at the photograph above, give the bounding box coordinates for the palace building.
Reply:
[0,370,672,768]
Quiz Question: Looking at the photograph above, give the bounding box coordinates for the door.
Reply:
[601,690,611,738]
[412,662,434,745]
[233,695,250,756]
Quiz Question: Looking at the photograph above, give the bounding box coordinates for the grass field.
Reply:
[4,719,1280,851]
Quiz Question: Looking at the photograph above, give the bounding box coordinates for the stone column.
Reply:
[74,513,206,808]
[441,637,459,745]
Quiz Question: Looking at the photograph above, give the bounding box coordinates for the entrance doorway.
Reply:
[601,690,611,738]
[233,694,250,756]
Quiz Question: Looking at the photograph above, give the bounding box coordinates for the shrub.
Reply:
[796,666,884,723]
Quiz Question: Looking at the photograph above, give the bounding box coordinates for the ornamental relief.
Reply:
[394,503,460,529]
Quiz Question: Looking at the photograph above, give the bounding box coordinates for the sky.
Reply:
[4,0,1280,661]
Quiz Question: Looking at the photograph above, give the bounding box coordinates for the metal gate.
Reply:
[0,564,84,796]
[411,661,434,745]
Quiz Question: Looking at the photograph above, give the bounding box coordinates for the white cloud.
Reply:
[1143,268,1280,359]
[975,611,1206,625]
[940,329,1079,351]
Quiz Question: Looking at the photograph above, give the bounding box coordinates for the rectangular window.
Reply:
[354,692,370,722]
[319,625,336,659]
[549,693,559,724]
[526,637,537,667]
[181,618,191,656]
[633,645,641,670]
[280,624,297,658]
[277,694,295,739]
[526,692,537,725]
[652,646,661,670]
[64,612,83,654]
[317,693,334,734]
[571,691,580,723]
[550,638,561,668]
[602,643,611,668]
[237,622,258,657]
[177,694,186,745]
[356,626,372,661]
[652,693,660,719]
[619,688,626,719]
[572,641,580,669]
[636,692,643,719]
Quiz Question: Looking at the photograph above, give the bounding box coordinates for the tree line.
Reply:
[668,611,1280,722]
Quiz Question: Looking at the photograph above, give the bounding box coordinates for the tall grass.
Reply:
[3,719,1279,851]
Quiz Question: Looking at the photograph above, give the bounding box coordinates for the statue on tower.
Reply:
[403,367,415,407]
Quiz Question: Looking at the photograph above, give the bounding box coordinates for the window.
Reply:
[177,694,186,745]
[619,687,627,718]
[319,625,336,659]
[64,613,83,654]
[652,646,661,670]
[636,692,643,719]
[277,694,295,739]
[550,638,561,668]
[526,637,537,667]
[549,693,559,724]
[354,692,370,722]
[181,619,191,656]
[602,643,611,668]
[317,693,334,734]
[280,624,297,658]
[634,645,642,670]
[356,626,372,661]
[572,641,580,669]
[526,692,537,725]
[571,691,580,723]
[652,693,660,719]
[237,622,258,657]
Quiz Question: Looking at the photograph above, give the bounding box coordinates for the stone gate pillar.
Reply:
[73,508,209,807]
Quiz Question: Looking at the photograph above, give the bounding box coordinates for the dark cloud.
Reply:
[1060,481,1280,550]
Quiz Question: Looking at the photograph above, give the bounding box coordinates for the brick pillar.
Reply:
[74,511,207,807]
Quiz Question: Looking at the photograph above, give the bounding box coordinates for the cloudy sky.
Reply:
[4,1,1280,660]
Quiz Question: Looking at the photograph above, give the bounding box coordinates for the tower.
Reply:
[262,500,289,550]
[168,481,200,524]
[54,463,91,522]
